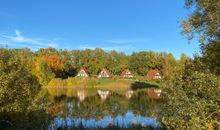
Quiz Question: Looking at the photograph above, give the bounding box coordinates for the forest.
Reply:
[0,47,186,86]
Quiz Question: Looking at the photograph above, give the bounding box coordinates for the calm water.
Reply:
[45,88,162,130]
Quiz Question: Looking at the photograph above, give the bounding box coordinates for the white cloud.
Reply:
[0,30,59,49]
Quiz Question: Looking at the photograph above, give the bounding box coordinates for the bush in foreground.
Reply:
[159,62,220,129]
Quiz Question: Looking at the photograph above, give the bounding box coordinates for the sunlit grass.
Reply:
[46,77,159,90]
[45,77,160,97]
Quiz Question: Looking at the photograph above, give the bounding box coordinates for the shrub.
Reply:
[159,66,220,129]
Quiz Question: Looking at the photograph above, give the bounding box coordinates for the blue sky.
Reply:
[0,0,200,59]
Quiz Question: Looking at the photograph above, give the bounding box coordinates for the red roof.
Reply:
[98,68,112,77]
[146,69,160,80]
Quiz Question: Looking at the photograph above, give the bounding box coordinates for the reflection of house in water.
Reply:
[146,69,161,80]
[77,68,89,77]
[67,102,73,115]
[147,89,162,100]
[125,90,134,99]
[154,89,162,96]
[77,90,86,101]
[98,68,112,78]
[121,69,133,78]
[98,90,110,100]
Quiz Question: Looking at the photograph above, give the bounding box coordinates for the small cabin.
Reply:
[121,69,133,78]
[77,68,89,77]
[146,69,161,80]
[98,68,111,78]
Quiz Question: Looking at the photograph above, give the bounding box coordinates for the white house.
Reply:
[77,68,89,77]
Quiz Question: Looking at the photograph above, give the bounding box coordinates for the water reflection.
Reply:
[98,90,110,101]
[46,88,162,129]
[77,90,86,101]
[125,90,134,99]
[49,112,158,130]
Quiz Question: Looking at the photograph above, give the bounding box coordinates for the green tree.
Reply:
[0,49,40,112]
[160,0,220,129]
[129,51,163,76]
[161,53,177,80]
[107,51,128,75]
[182,0,220,75]
[32,58,55,86]
[70,50,83,75]
[60,49,76,78]
[182,0,220,42]
[160,61,220,129]
[202,42,220,75]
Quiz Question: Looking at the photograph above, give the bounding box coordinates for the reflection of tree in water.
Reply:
[49,94,121,120]
[74,95,107,119]
[49,90,161,119]
[50,96,77,119]
[0,90,53,130]
[128,90,160,117]
[105,93,128,117]
[47,89,162,129]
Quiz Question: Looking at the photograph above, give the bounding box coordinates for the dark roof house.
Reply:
[146,69,161,80]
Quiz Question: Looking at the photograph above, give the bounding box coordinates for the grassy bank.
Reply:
[46,77,160,91]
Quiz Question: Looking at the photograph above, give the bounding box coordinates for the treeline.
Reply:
[0,47,188,86]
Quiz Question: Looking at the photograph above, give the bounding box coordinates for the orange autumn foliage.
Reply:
[46,54,64,71]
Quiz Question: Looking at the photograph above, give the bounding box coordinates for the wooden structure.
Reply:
[77,68,89,77]
[121,69,133,78]
[98,68,112,78]
[146,69,161,80]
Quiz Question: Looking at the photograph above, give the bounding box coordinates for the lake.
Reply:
[45,87,163,130]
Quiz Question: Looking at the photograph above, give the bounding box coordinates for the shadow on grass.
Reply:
[131,81,159,90]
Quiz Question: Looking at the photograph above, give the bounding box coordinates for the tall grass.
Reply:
[46,77,99,88]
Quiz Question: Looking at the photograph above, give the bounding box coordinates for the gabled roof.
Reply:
[146,68,160,80]
[77,67,89,77]
[121,69,133,77]
[98,68,112,77]
[81,67,88,71]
